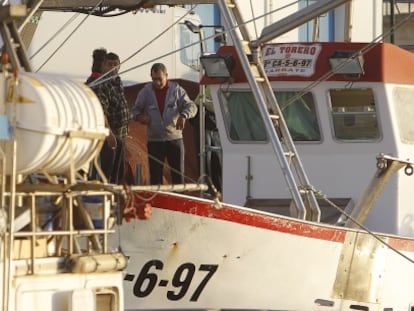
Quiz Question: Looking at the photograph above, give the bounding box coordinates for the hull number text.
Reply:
[130,260,218,301]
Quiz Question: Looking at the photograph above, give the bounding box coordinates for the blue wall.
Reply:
[192,4,221,52]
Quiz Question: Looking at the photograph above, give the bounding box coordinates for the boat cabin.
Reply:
[202,42,414,237]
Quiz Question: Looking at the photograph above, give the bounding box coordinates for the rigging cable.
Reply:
[249,0,258,39]
[119,0,299,78]
[33,0,104,72]
[317,189,414,265]
[88,4,199,87]
[125,131,201,187]
[29,13,80,60]
[91,1,298,87]
[278,6,414,112]
[123,4,198,66]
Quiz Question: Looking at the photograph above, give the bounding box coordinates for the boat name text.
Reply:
[262,44,322,77]
[264,46,318,56]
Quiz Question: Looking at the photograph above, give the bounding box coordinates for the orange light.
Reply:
[1,52,9,65]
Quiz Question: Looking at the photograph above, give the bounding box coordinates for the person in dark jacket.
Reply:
[91,52,130,184]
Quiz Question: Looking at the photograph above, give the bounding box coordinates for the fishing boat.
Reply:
[112,0,414,310]
[0,5,129,311]
[2,0,414,310]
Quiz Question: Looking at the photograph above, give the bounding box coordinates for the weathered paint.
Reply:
[118,191,414,310]
[135,191,414,253]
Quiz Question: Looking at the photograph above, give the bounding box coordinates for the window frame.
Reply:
[218,87,322,144]
[328,88,382,142]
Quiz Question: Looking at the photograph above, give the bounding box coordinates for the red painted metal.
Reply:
[134,191,414,252]
[201,42,414,85]
[136,191,347,243]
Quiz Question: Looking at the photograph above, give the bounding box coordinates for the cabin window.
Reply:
[219,90,320,142]
[220,91,267,142]
[275,91,321,141]
[179,23,201,70]
[393,87,414,143]
[329,88,379,141]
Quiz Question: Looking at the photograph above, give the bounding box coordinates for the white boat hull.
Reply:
[114,192,414,310]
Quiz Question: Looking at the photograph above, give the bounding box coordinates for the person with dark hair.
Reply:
[86,47,107,84]
[78,48,107,180]
[91,52,130,184]
[132,62,197,185]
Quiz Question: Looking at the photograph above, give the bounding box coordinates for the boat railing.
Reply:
[5,180,210,258]
[5,183,118,263]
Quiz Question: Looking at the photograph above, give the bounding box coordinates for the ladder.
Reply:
[218,0,321,221]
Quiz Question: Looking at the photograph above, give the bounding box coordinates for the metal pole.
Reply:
[390,0,395,44]
[252,0,351,48]
[198,29,206,194]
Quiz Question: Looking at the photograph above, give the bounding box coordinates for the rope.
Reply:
[127,133,201,186]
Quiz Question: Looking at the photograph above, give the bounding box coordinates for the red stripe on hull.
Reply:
[141,192,347,243]
[135,192,414,252]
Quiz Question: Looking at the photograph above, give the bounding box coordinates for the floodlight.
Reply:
[328,51,364,75]
[200,54,235,79]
